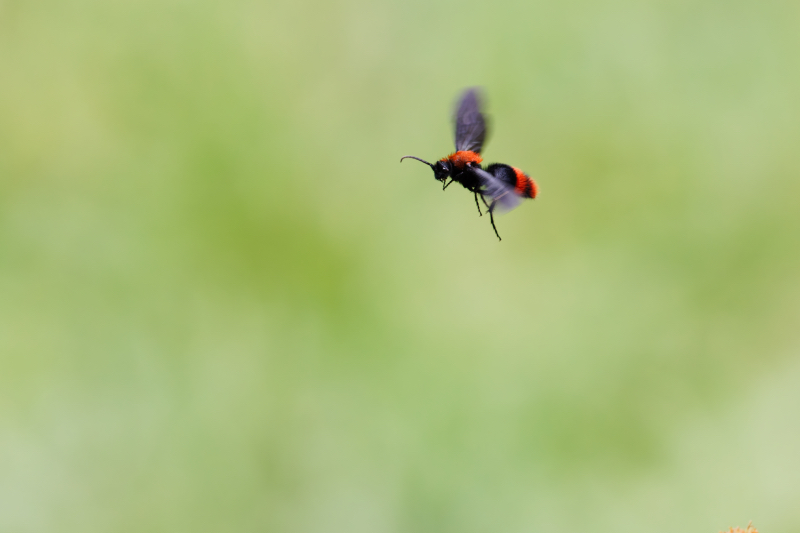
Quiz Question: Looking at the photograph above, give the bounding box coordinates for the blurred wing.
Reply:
[470,167,521,213]
[454,88,488,154]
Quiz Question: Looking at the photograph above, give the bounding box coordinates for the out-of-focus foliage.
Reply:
[1,0,799,531]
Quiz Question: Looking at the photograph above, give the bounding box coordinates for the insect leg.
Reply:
[473,191,483,216]
[443,179,453,190]
[487,201,502,241]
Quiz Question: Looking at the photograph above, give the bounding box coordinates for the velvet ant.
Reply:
[401,88,537,241]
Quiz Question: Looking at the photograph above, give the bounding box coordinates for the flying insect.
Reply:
[400,88,537,241]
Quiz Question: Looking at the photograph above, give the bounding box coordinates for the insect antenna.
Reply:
[400,155,435,168]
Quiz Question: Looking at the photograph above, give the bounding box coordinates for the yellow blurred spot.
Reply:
[722,521,758,533]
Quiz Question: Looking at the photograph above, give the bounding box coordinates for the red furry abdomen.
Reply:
[513,167,538,199]
[443,151,483,169]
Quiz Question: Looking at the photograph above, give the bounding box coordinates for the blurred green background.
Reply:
[2,0,800,531]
